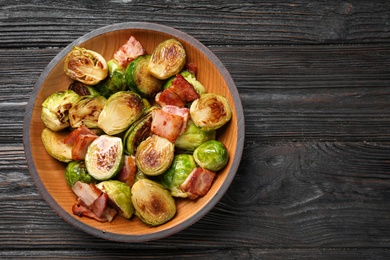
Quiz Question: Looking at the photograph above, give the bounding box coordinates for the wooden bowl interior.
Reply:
[27,25,239,240]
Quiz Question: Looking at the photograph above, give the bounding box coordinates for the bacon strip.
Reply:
[155,88,186,108]
[116,155,137,188]
[180,167,216,199]
[162,105,190,135]
[151,108,184,143]
[113,36,145,67]
[170,74,199,102]
[71,133,98,161]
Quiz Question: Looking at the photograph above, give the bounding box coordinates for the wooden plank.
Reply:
[1,1,390,47]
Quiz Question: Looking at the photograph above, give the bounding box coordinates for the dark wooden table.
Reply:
[2,1,390,259]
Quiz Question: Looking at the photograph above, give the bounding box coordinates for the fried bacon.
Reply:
[155,88,186,108]
[162,105,190,135]
[151,108,184,143]
[170,74,199,102]
[180,167,216,200]
[116,155,137,188]
[113,36,145,67]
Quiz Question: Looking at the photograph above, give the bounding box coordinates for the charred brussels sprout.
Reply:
[123,107,156,156]
[64,47,108,85]
[135,134,174,176]
[193,140,229,171]
[131,178,176,226]
[41,90,80,131]
[85,135,124,181]
[68,81,100,96]
[65,161,95,187]
[98,91,144,135]
[94,59,127,98]
[159,154,197,198]
[148,38,186,80]
[69,95,107,129]
[125,55,163,98]
[175,119,216,152]
[41,128,73,162]
[96,180,134,219]
[190,93,232,131]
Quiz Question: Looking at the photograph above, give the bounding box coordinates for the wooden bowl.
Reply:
[23,22,245,242]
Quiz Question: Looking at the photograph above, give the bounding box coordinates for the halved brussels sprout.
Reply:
[64,46,108,85]
[96,180,134,219]
[94,59,127,98]
[175,119,216,152]
[163,70,206,95]
[123,107,156,156]
[65,161,95,188]
[135,134,174,176]
[69,95,107,129]
[125,55,163,97]
[190,93,232,131]
[131,178,176,226]
[85,135,124,181]
[148,38,186,80]
[193,140,229,171]
[97,91,144,135]
[41,90,80,131]
[68,81,100,96]
[41,128,73,162]
[159,154,197,198]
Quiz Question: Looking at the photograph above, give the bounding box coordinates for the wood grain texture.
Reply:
[1,0,390,258]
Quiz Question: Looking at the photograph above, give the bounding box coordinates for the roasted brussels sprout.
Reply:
[131,178,176,226]
[65,161,95,188]
[97,91,144,135]
[68,81,100,96]
[193,140,229,171]
[123,107,156,156]
[148,38,186,80]
[69,95,107,129]
[64,46,108,85]
[190,93,232,131]
[125,55,163,98]
[96,180,134,219]
[41,128,73,162]
[93,59,127,98]
[159,154,197,198]
[175,119,216,152]
[41,90,80,131]
[135,134,174,176]
[85,135,124,181]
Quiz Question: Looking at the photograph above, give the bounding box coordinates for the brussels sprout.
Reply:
[68,81,100,96]
[159,154,197,198]
[123,107,156,156]
[190,93,232,131]
[41,128,73,162]
[64,46,108,85]
[65,161,95,187]
[97,91,144,135]
[85,135,124,181]
[193,140,229,171]
[96,180,134,219]
[163,70,206,95]
[175,119,216,152]
[69,95,107,129]
[94,59,127,98]
[131,178,176,226]
[41,90,80,131]
[135,134,174,176]
[125,55,163,98]
[148,38,186,80]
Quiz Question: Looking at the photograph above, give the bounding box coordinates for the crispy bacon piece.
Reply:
[180,167,216,199]
[91,192,109,218]
[71,182,102,206]
[185,63,197,75]
[64,125,97,145]
[170,74,199,102]
[162,105,190,135]
[151,108,184,143]
[72,199,117,223]
[113,36,145,67]
[71,133,98,161]
[116,155,137,188]
[155,88,186,108]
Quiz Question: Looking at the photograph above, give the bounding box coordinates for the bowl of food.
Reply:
[23,22,244,242]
